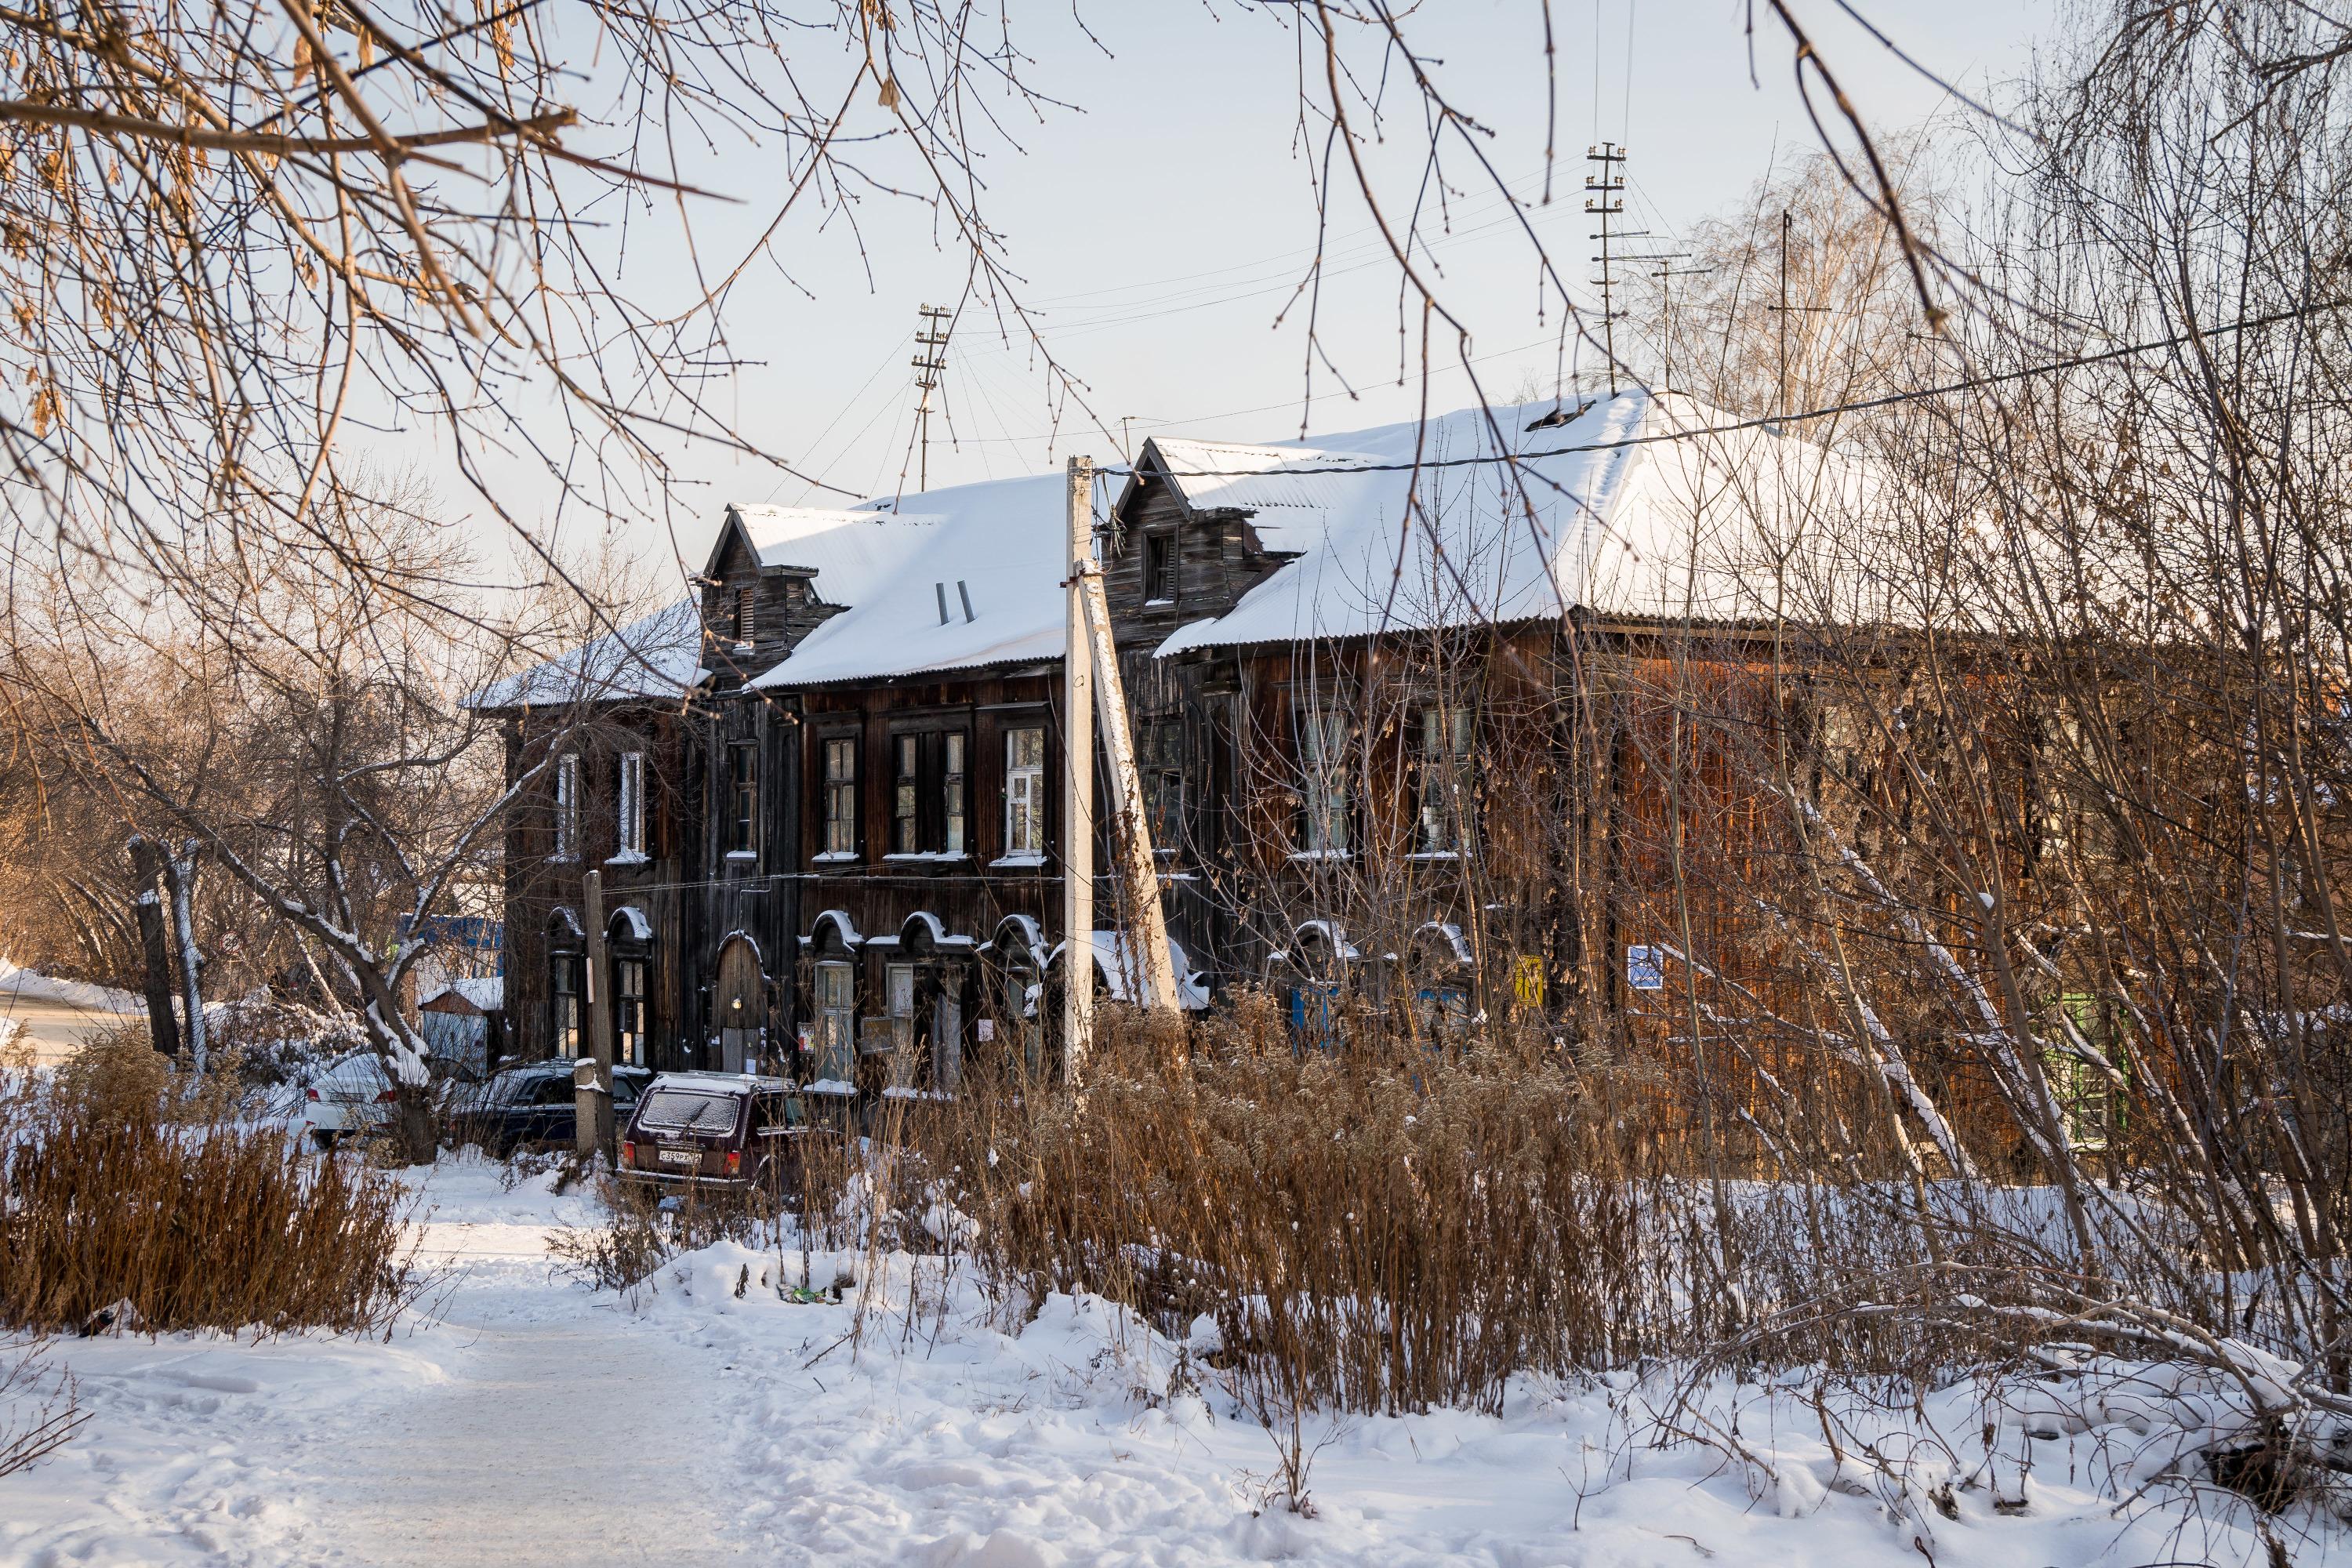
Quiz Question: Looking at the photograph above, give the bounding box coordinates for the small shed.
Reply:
[418,975,506,1077]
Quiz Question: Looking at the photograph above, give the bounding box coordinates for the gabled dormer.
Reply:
[1105,437,1389,641]
[698,503,845,686]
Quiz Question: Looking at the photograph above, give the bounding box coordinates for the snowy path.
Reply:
[0,1152,2314,1568]
[294,1311,750,1566]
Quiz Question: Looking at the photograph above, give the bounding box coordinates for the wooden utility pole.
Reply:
[1585,143,1626,394]
[1061,457,1096,1076]
[125,836,180,1059]
[1078,546,1181,1012]
[577,869,615,1158]
[911,304,950,492]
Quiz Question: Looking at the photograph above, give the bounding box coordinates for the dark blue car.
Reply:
[452,1058,651,1155]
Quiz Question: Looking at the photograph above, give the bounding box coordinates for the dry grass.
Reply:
[900,1000,2336,1495]
[0,1341,86,1479]
[0,1065,419,1336]
[913,998,1712,1418]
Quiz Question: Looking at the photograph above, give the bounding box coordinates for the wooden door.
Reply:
[713,937,764,1073]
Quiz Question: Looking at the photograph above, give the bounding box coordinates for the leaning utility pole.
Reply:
[1061,459,1096,1076]
[1077,534,1181,1014]
[911,304,951,492]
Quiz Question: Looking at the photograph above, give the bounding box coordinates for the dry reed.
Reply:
[0,1066,419,1335]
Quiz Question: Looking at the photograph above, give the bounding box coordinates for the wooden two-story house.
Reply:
[493,388,1878,1092]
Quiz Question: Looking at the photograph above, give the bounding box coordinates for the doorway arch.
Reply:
[712,933,765,1073]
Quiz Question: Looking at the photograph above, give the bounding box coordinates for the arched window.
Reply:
[608,906,653,1068]
[546,908,585,1059]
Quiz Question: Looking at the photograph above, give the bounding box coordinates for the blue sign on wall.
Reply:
[1626,945,1665,992]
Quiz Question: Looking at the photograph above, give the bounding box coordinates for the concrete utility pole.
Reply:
[125,837,180,1059]
[1078,544,1181,1012]
[1061,458,1096,1077]
[576,869,616,1159]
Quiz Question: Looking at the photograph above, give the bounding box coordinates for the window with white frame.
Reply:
[942,731,967,854]
[615,750,645,859]
[814,960,855,1082]
[1004,727,1045,857]
[1298,710,1352,855]
[1412,703,1474,853]
[554,752,580,862]
[613,956,647,1067]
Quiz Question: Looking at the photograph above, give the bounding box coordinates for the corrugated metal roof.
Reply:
[746,471,1080,689]
[1151,391,1890,657]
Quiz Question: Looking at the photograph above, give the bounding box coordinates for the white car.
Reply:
[301,1051,399,1149]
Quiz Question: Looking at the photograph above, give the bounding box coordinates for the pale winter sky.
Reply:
[401,1,2049,594]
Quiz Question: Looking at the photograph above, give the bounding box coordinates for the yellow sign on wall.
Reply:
[1512,955,1547,1011]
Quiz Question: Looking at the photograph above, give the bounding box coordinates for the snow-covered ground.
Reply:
[0,962,143,1067]
[0,1153,2330,1566]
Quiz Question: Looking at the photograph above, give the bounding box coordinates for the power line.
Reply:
[1100,300,2344,480]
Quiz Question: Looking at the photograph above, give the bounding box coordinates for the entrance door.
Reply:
[713,937,764,1074]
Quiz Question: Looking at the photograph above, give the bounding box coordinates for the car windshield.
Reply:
[634,1089,740,1135]
[483,1072,547,1105]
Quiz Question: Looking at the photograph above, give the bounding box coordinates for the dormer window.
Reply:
[1145,532,1178,604]
[733,586,755,646]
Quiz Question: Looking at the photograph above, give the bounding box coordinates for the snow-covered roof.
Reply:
[722,504,952,605]
[514,392,1894,702]
[1131,439,1386,554]
[472,598,704,710]
[746,473,1076,690]
[1151,390,1889,656]
[419,975,504,1012]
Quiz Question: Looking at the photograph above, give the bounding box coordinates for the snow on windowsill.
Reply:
[810,851,860,864]
[1404,851,1463,862]
[800,1078,857,1097]
[1287,850,1354,862]
[881,851,972,863]
[881,1086,954,1102]
[604,851,650,866]
[990,854,1049,869]
[724,850,759,862]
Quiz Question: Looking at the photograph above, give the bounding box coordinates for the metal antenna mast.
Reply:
[911,304,951,491]
[1585,143,1627,394]
[1766,212,1828,419]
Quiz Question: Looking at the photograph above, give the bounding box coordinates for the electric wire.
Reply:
[1091,299,2347,480]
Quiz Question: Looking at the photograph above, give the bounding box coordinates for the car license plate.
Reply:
[658,1146,700,1168]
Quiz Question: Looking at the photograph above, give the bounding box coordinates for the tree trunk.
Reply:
[125,837,181,1060]
[162,840,206,1073]
[392,1080,437,1165]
